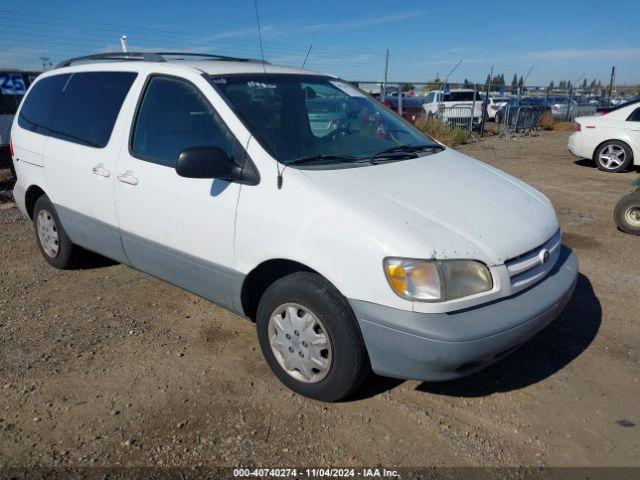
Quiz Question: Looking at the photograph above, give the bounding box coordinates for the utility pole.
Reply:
[120,34,129,53]
[381,49,389,100]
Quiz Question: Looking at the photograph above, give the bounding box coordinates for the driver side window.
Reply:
[131,76,236,167]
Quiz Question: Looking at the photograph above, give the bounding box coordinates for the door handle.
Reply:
[117,171,139,186]
[92,163,110,177]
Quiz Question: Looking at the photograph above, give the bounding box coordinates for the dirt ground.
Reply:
[0,130,638,470]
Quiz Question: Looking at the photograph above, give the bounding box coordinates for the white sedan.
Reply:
[568,100,640,172]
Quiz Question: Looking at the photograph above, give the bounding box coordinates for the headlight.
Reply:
[384,258,493,302]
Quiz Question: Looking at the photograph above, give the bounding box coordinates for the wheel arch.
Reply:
[240,258,331,321]
[24,184,47,220]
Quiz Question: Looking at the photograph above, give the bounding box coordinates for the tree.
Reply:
[518,75,524,88]
[581,78,587,89]
[511,74,518,89]
[485,73,491,86]
[549,80,555,89]
[400,82,415,92]
[463,78,471,88]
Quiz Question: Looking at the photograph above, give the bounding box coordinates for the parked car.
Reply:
[486,96,511,121]
[596,96,640,115]
[422,89,484,128]
[1,70,39,178]
[614,178,640,235]
[381,95,424,124]
[548,96,578,120]
[11,52,577,402]
[568,101,640,172]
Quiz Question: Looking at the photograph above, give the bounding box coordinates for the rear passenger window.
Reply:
[131,76,237,167]
[51,72,137,148]
[18,74,70,133]
[627,108,640,122]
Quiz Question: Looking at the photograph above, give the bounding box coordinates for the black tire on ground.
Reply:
[613,192,640,235]
[33,195,80,269]
[9,162,16,180]
[256,271,370,402]
[594,140,633,173]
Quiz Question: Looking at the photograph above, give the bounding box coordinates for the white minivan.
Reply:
[11,52,578,401]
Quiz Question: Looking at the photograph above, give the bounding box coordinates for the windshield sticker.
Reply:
[247,81,276,89]
[0,73,26,95]
[330,81,367,98]
[210,77,227,85]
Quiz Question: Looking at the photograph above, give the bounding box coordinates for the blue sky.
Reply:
[1,0,639,85]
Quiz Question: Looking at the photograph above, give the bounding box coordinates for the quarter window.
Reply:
[18,74,70,134]
[131,76,237,167]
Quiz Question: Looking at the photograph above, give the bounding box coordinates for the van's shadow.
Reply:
[355,273,601,400]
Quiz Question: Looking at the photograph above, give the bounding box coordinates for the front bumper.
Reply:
[350,246,578,381]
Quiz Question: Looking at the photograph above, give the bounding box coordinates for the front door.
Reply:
[114,74,243,311]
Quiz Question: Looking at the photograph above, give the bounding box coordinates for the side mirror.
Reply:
[176,147,241,180]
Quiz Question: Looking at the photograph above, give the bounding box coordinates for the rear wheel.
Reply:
[614,192,640,235]
[33,195,80,269]
[595,141,632,172]
[256,272,369,402]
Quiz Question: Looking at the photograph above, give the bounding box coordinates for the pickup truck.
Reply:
[422,89,484,128]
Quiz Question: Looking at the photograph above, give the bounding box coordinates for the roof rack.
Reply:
[56,51,268,68]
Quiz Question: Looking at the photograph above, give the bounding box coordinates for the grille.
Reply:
[505,230,562,294]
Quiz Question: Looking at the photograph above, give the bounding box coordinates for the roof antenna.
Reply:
[120,34,129,53]
[253,0,266,70]
[253,0,283,189]
[301,44,312,69]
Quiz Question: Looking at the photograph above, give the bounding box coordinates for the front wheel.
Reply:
[256,272,369,402]
[614,192,640,235]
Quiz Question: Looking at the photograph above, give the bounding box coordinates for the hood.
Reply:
[299,149,559,265]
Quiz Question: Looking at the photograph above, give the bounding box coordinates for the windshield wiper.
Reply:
[285,154,361,166]
[374,144,444,156]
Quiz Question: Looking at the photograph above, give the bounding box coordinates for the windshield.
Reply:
[209,74,438,165]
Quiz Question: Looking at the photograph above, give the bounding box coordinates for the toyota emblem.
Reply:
[538,248,550,264]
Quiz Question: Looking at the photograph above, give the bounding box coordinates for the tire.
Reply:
[595,141,633,173]
[256,272,369,402]
[9,162,16,180]
[33,195,80,269]
[614,192,640,235]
